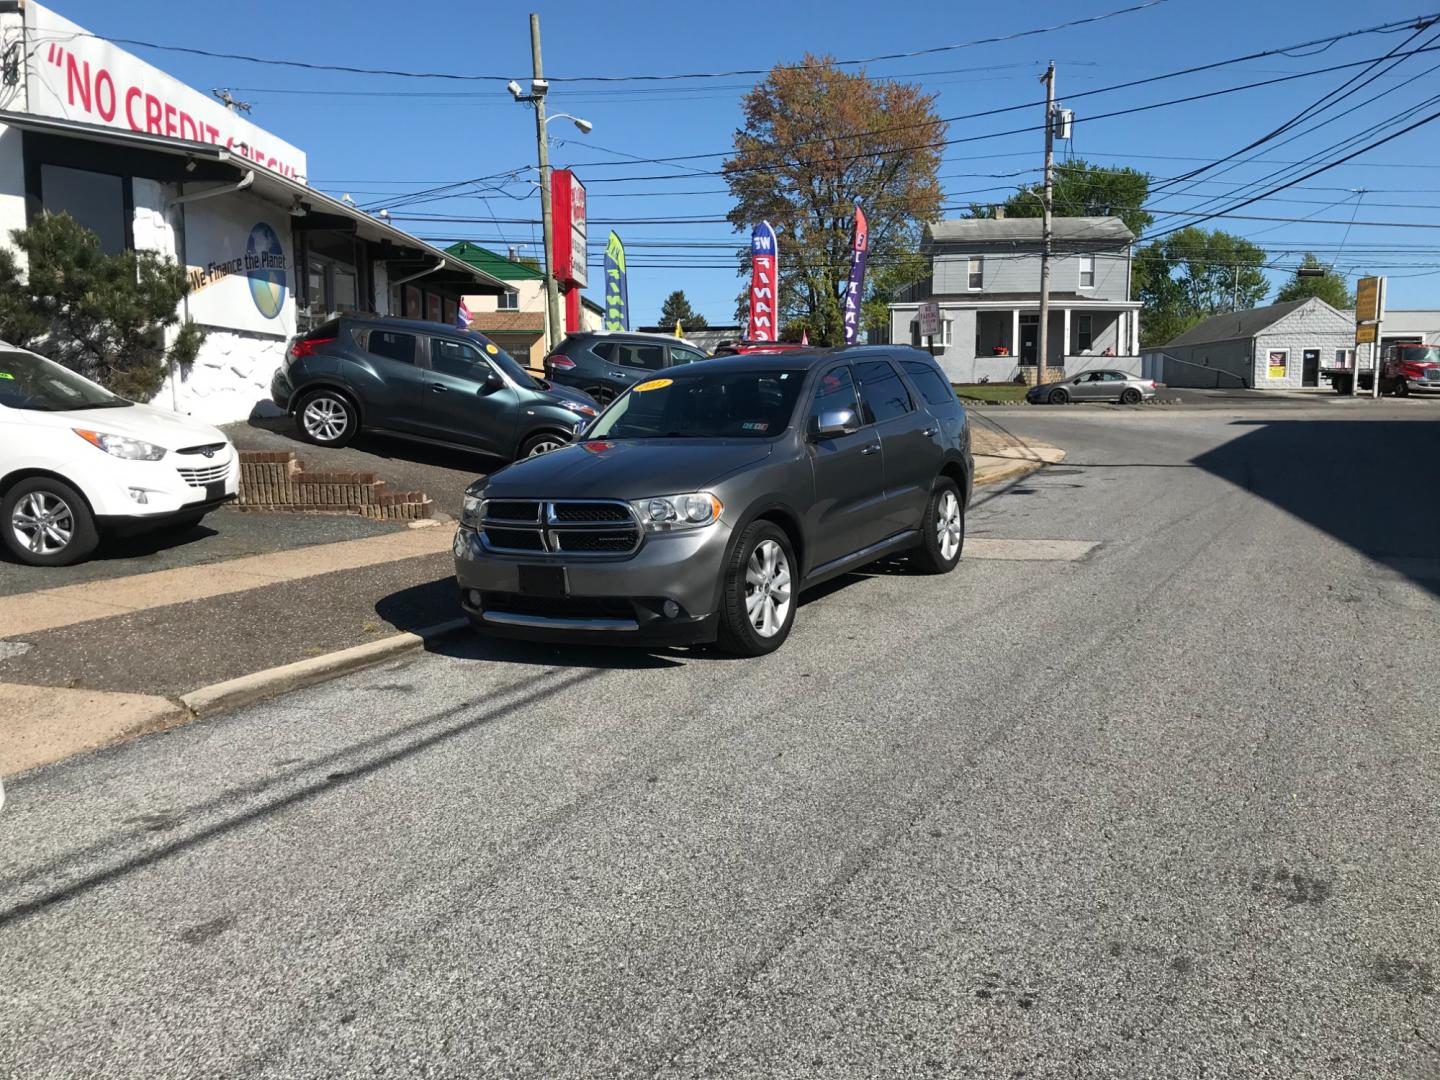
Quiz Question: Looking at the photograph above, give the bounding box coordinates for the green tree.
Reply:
[724,55,945,345]
[658,289,707,329]
[0,213,203,400]
[970,160,1153,238]
[1135,227,1269,346]
[1275,253,1354,309]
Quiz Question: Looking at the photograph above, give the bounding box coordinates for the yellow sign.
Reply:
[485,343,498,354]
[1356,276,1383,322]
[1355,322,1378,344]
[632,378,673,393]
[1266,349,1288,380]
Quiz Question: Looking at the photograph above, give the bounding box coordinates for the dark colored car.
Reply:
[271,315,599,459]
[543,331,709,406]
[454,346,972,656]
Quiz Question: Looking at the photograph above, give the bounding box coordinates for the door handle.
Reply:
[860,442,881,456]
[610,371,629,379]
[429,383,448,392]
[921,426,938,437]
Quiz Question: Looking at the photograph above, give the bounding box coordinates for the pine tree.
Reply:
[658,290,707,329]
[0,213,203,400]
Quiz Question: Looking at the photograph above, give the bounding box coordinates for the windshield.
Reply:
[465,331,541,389]
[588,369,805,440]
[0,349,130,412]
[1400,345,1440,364]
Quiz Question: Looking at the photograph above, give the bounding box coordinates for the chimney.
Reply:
[508,245,519,260]
[993,205,1005,220]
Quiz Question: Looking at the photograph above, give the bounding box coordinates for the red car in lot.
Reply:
[709,339,814,357]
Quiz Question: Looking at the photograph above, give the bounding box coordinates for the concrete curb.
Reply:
[974,458,1045,487]
[178,617,469,719]
[973,443,1065,487]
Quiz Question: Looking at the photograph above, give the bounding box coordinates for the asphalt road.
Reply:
[3,402,1438,1079]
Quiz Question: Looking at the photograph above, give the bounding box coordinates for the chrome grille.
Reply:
[177,461,231,485]
[479,499,641,556]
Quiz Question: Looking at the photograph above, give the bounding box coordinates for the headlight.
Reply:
[559,400,598,417]
[460,493,485,529]
[73,429,166,461]
[630,492,722,532]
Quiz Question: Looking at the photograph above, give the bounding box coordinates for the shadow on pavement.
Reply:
[1192,419,1440,599]
[0,521,219,568]
[242,414,502,474]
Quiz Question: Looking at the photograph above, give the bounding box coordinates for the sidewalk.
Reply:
[0,424,1063,776]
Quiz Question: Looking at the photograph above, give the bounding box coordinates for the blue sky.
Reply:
[55,0,1440,322]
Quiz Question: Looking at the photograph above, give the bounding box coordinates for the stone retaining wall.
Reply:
[237,451,432,520]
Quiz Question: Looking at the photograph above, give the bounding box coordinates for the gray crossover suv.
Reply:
[454,347,972,656]
[544,331,709,406]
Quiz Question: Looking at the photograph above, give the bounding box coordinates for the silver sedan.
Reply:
[1027,369,1159,405]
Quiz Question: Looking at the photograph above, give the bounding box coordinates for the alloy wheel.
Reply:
[527,438,563,457]
[302,396,349,442]
[11,491,75,556]
[745,539,792,638]
[936,490,963,561]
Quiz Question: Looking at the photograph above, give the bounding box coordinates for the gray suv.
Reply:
[454,347,972,656]
[544,331,709,405]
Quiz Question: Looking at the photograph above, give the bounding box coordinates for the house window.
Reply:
[498,290,519,311]
[1079,255,1096,289]
[1076,315,1093,352]
[909,319,951,347]
[967,256,983,290]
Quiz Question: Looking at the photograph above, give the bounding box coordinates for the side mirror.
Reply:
[479,368,503,394]
[815,408,858,438]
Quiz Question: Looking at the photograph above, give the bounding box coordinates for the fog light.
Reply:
[467,589,482,608]
[127,488,148,504]
[662,599,680,618]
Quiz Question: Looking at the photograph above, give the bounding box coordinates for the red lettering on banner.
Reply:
[124,86,142,130]
[94,70,116,122]
[64,56,92,113]
[163,103,177,137]
[203,124,219,145]
[144,93,162,134]
[178,112,197,141]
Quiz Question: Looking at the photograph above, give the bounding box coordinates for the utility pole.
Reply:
[1037,63,1055,387]
[530,14,563,353]
[1232,266,1239,311]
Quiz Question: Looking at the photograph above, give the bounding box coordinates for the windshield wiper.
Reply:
[65,399,133,410]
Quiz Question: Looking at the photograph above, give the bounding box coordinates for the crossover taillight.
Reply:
[548,355,577,371]
[289,336,336,360]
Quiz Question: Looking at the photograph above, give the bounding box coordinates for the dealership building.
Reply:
[0,1,508,422]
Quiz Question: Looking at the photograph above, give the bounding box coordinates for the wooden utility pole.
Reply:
[531,14,562,352]
[1037,63,1056,387]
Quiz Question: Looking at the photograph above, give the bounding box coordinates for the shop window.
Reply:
[40,164,127,254]
[405,286,421,319]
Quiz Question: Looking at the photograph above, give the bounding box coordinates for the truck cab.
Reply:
[1325,343,1440,395]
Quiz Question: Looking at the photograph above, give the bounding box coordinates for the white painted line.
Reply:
[967,538,1099,562]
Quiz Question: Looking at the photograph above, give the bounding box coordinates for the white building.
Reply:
[0,2,506,423]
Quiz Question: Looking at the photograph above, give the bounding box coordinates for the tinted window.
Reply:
[900,360,956,407]
[41,165,127,254]
[616,343,665,370]
[854,360,913,423]
[591,341,616,362]
[589,370,805,439]
[670,347,706,366]
[808,366,861,433]
[366,330,416,364]
[431,338,488,380]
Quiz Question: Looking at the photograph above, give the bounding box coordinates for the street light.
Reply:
[509,15,593,351]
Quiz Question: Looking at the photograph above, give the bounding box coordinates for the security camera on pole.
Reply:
[509,16,593,353]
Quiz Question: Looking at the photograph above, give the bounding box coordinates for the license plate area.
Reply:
[204,480,227,502]
[517,564,569,597]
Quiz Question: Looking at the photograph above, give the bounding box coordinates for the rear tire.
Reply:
[1047,387,1069,405]
[2,477,99,567]
[716,521,796,657]
[910,478,964,575]
[518,431,568,459]
[1119,387,1142,405]
[297,389,358,447]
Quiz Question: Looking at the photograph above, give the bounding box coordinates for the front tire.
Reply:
[1393,379,1410,398]
[519,431,567,459]
[1047,387,1069,405]
[910,479,964,574]
[297,389,358,447]
[2,477,99,567]
[716,521,796,657]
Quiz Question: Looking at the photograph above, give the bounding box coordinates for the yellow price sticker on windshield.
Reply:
[485,343,498,354]
[633,378,672,393]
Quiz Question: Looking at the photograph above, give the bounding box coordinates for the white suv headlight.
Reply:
[73,429,167,461]
[630,492,722,532]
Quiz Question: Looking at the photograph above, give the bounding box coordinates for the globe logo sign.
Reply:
[246,222,287,319]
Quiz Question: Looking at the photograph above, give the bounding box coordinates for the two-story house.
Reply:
[887,215,1141,384]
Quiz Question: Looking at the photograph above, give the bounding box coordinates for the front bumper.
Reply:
[82,449,240,519]
[453,521,732,644]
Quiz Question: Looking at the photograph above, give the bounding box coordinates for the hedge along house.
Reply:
[0,2,507,423]
[1154,297,1355,390]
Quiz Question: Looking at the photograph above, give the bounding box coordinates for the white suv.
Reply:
[0,345,238,566]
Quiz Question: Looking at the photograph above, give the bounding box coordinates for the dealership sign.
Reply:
[551,169,587,290]
[24,3,307,181]
[185,199,295,336]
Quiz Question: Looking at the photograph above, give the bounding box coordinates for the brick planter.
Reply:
[236,451,433,520]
